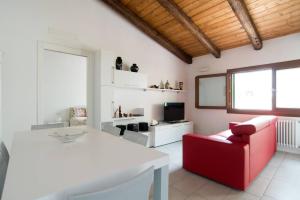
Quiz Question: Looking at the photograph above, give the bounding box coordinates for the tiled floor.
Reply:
[152,141,300,200]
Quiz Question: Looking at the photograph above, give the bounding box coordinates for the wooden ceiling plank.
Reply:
[102,0,192,64]
[227,0,263,50]
[157,0,221,58]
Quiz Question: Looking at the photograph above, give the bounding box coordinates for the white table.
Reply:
[2,127,169,200]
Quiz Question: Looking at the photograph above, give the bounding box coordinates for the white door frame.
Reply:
[37,41,94,127]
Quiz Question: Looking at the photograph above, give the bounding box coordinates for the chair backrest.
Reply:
[70,107,87,118]
[31,123,65,130]
[0,142,9,199]
[123,130,148,146]
[102,123,121,136]
[69,167,154,200]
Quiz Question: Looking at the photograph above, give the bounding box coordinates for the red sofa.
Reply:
[183,116,277,190]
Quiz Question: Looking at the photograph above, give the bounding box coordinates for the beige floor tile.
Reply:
[258,164,278,180]
[173,172,208,195]
[265,178,300,200]
[260,195,278,200]
[169,168,191,186]
[273,158,300,184]
[169,186,188,200]
[268,152,285,167]
[185,193,207,200]
[195,181,232,200]
[224,190,260,200]
[246,176,271,197]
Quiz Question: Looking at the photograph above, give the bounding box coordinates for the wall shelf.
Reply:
[104,84,185,93]
[145,88,185,93]
[112,116,144,121]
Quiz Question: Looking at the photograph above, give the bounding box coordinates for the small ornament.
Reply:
[159,80,165,89]
[175,81,179,90]
[130,63,139,72]
[179,82,183,90]
[116,57,122,70]
[165,80,170,89]
[118,105,122,118]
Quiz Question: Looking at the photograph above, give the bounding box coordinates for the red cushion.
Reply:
[229,122,240,130]
[231,124,256,135]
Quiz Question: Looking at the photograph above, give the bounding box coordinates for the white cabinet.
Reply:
[100,85,114,122]
[114,70,147,88]
[100,50,115,86]
[151,122,193,147]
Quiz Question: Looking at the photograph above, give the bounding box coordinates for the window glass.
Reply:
[233,69,272,110]
[276,68,300,109]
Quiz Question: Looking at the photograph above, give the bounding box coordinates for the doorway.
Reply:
[37,42,94,127]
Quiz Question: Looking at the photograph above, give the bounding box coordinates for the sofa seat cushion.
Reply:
[231,116,276,136]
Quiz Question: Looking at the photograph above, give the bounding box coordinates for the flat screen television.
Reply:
[164,102,184,122]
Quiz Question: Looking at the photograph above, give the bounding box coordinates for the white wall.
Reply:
[0,52,2,140]
[187,33,300,135]
[0,0,187,150]
[41,50,87,123]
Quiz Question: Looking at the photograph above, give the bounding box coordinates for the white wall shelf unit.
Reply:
[102,84,185,93]
[112,116,144,121]
[145,88,185,93]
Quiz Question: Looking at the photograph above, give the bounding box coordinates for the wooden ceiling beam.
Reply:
[157,0,221,58]
[227,0,263,50]
[101,0,192,64]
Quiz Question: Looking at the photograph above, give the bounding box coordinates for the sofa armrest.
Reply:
[183,134,250,190]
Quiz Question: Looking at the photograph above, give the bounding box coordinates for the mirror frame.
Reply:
[195,73,227,109]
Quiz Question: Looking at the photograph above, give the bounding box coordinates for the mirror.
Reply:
[195,73,226,109]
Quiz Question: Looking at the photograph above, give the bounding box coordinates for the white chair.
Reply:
[69,167,154,200]
[123,130,148,146]
[31,123,65,130]
[0,142,9,199]
[101,122,121,136]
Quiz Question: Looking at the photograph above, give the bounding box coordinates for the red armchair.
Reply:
[183,116,277,190]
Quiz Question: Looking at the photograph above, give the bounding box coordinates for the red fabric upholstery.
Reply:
[229,122,240,130]
[183,116,277,190]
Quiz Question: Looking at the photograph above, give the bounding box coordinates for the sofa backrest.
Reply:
[231,116,277,136]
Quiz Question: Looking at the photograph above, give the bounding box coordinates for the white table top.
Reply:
[2,127,169,200]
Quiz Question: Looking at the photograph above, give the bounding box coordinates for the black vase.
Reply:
[116,57,122,70]
[130,63,139,72]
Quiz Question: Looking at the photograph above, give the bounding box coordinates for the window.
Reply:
[232,70,272,110]
[227,59,300,116]
[276,68,300,109]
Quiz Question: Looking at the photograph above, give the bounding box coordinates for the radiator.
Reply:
[276,119,300,149]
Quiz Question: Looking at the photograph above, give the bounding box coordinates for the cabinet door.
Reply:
[100,50,115,85]
[114,70,147,88]
[101,86,114,122]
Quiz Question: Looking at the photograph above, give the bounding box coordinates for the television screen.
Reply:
[164,102,184,122]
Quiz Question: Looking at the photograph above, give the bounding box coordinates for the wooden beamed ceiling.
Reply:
[102,0,300,64]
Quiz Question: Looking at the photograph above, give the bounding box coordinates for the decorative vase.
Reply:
[159,80,164,89]
[179,82,183,90]
[165,80,170,89]
[116,57,122,70]
[130,63,139,72]
[175,81,179,90]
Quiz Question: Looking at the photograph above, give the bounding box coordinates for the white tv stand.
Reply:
[150,121,193,147]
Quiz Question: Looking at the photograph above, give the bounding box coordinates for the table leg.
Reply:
[153,165,169,200]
